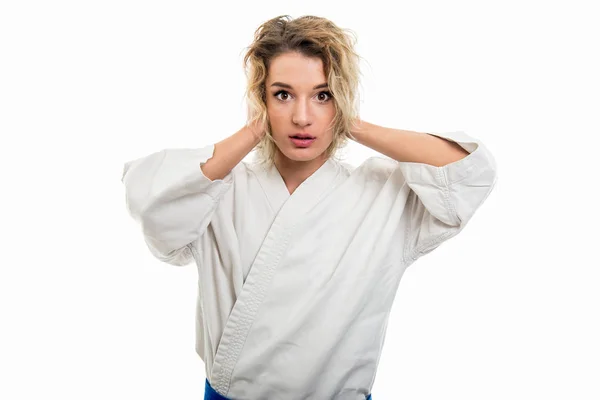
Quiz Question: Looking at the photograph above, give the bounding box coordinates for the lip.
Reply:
[289,133,316,139]
[289,136,316,148]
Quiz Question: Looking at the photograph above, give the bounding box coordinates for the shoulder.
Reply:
[336,156,400,183]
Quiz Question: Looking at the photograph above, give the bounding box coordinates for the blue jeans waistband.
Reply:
[204,378,372,399]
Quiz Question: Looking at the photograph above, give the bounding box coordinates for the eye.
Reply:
[273,90,290,102]
[272,90,333,103]
[317,91,333,103]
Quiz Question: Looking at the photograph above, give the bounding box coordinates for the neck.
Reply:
[274,151,328,193]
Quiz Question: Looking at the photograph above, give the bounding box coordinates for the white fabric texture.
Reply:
[121,130,497,399]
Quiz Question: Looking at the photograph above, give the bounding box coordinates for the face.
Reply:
[265,51,336,165]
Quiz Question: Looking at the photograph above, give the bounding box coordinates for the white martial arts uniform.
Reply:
[121,130,497,399]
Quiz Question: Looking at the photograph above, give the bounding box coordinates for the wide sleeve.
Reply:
[121,145,233,266]
[396,130,498,265]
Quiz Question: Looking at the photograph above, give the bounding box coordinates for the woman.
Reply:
[122,14,497,400]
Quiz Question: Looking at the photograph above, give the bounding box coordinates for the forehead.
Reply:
[267,52,326,87]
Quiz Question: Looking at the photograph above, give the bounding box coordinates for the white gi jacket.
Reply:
[121,130,497,399]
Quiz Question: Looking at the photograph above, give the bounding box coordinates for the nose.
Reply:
[292,100,311,127]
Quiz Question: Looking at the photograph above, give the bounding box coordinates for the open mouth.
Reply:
[289,135,316,147]
[290,135,315,140]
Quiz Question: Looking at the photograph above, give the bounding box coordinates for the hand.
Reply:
[246,118,267,141]
[349,117,366,140]
[246,104,268,141]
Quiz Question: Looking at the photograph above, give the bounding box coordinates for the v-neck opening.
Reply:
[250,158,338,214]
[273,159,335,198]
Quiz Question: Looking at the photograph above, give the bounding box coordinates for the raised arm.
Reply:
[201,123,264,181]
[121,124,264,266]
[351,120,497,264]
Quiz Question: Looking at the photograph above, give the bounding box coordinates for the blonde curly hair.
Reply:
[242,15,363,165]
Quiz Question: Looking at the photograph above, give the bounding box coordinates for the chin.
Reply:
[278,147,327,163]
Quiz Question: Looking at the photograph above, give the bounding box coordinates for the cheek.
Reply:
[267,105,286,120]
[322,111,336,134]
[266,104,285,122]
[265,109,285,138]
[319,106,336,123]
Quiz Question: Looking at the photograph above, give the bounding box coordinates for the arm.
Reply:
[351,119,497,264]
[201,124,264,181]
[350,120,469,166]
[121,124,264,266]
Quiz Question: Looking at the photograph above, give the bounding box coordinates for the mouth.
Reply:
[289,134,316,148]
[289,134,316,140]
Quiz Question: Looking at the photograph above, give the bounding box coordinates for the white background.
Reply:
[1,0,598,399]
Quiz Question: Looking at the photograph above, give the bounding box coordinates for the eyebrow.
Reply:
[270,82,329,90]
